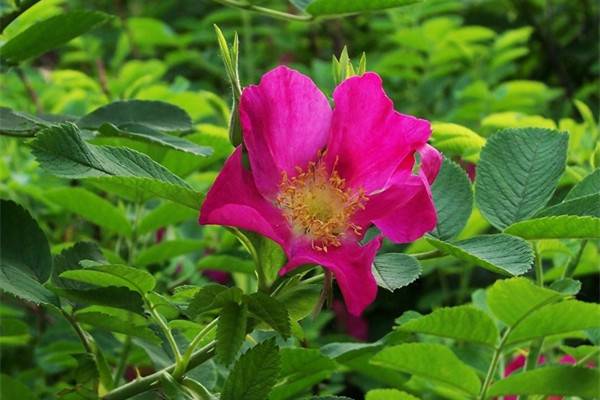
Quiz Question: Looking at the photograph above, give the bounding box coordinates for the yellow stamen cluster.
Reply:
[276,158,368,252]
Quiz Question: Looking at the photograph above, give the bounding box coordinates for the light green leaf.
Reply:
[59,263,155,294]
[504,215,600,239]
[486,277,561,326]
[245,292,290,338]
[0,200,57,306]
[216,302,247,365]
[565,168,600,200]
[507,300,600,344]
[30,123,202,209]
[46,187,131,236]
[222,339,280,400]
[536,193,600,218]
[0,107,49,137]
[475,128,568,229]
[487,366,600,399]
[430,158,473,240]
[197,255,254,274]
[366,389,420,400]
[134,239,202,267]
[431,122,485,161]
[398,305,498,346]
[371,343,481,397]
[0,11,113,63]
[427,234,533,276]
[306,0,421,16]
[372,253,421,291]
[138,202,197,235]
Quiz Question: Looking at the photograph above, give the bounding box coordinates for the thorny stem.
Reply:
[211,0,312,21]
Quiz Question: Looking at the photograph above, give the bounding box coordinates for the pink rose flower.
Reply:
[200,66,440,315]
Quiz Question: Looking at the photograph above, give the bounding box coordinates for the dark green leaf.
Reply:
[372,253,421,291]
[52,286,145,314]
[427,234,533,276]
[0,374,36,400]
[430,158,473,240]
[216,302,247,365]
[245,292,290,338]
[0,107,48,137]
[75,307,158,342]
[549,278,581,295]
[221,339,280,400]
[59,263,156,294]
[52,242,105,290]
[0,11,113,63]
[274,284,321,322]
[475,128,568,229]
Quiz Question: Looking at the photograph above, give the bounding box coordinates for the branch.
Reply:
[211,0,312,22]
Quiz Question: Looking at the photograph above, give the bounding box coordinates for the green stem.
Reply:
[562,240,588,279]
[102,341,215,400]
[302,273,324,285]
[212,0,312,21]
[230,228,268,291]
[61,309,93,353]
[411,249,444,260]
[479,327,513,400]
[533,241,543,286]
[113,336,132,386]
[525,338,544,371]
[173,319,218,379]
[147,297,182,363]
[576,348,600,366]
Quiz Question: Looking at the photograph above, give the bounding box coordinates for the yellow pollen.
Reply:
[275,157,368,251]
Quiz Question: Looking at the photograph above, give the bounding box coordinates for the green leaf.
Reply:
[216,302,248,365]
[185,285,244,318]
[372,253,421,291]
[45,187,131,236]
[0,11,113,64]
[430,158,473,240]
[475,128,568,229]
[52,286,145,314]
[31,123,202,209]
[397,305,498,346]
[245,292,290,338]
[565,168,600,200]
[138,202,197,235]
[274,284,321,322]
[507,300,600,344]
[366,389,420,400]
[371,343,481,397]
[0,200,57,305]
[0,107,48,137]
[504,215,600,239]
[487,366,600,399]
[52,242,105,290]
[0,318,31,346]
[431,122,485,161]
[0,374,36,400]
[486,277,561,326]
[75,307,158,342]
[134,240,202,267]
[536,193,600,218]
[197,255,254,274]
[222,339,280,400]
[549,278,581,295]
[306,0,421,16]
[427,234,533,276]
[59,263,155,294]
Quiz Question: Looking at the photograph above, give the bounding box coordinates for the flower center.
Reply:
[275,158,368,252]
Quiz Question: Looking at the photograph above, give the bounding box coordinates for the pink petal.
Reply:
[279,236,383,316]
[239,66,332,199]
[325,72,431,193]
[371,172,437,243]
[199,147,291,245]
[418,144,442,184]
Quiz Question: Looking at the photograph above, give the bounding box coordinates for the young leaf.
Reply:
[221,339,280,400]
[371,343,481,397]
[487,366,600,399]
[372,253,421,291]
[430,157,473,240]
[306,0,422,17]
[397,305,499,346]
[30,123,202,209]
[475,128,568,229]
[245,292,290,338]
[0,200,57,306]
[59,264,156,294]
[216,302,248,365]
[430,122,485,161]
[45,187,131,236]
[504,215,600,239]
[0,11,113,64]
[427,234,533,276]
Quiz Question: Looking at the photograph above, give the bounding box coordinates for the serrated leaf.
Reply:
[0,200,57,306]
[371,343,481,397]
[306,0,421,16]
[475,128,568,229]
[138,202,197,235]
[372,253,421,291]
[274,284,321,322]
[536,193,600,218]
[431,122,485,161]
[430,158,473,239]
[427,234,533,276]
[0,107,49,137]
[504,215,600,239]
[487,366,600,399]
[398,305,499,346]
[30,123,202,209]
[0,11,113,63]
[486,277,562,326]
[507,300,600,344]
[75,308,158,342]
[246,292,290,338]
[565,168,600,200]
[59,264,155,294]
[134,239,202,267]
[52,242,105,290]
[185,285,244,318]
[216,302,247,365]
[45,187,131,236]
[366,389,420,400]
[53,286,145,314]
[222,339,280,400]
